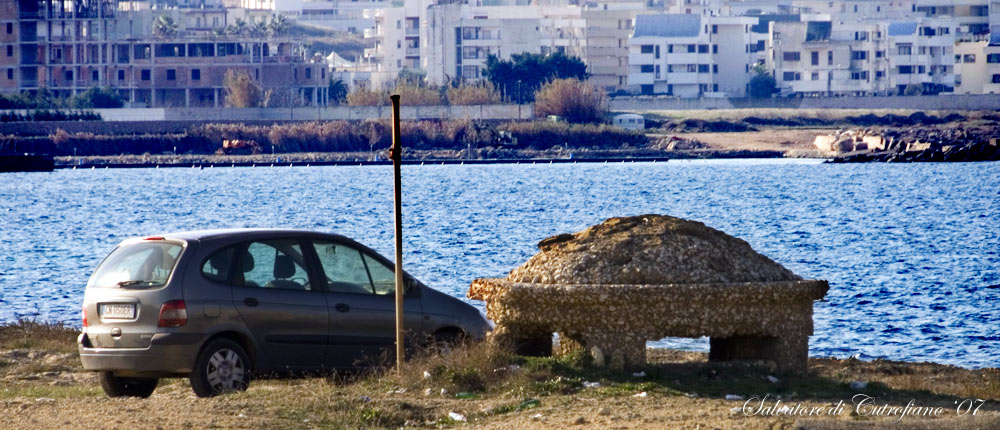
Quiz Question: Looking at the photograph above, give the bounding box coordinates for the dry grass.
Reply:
[2,323,998,429]
[534,78,608,124]
[635,108,989,122]
[447,84,502,105]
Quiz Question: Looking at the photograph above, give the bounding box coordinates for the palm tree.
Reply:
[328,78,348,105]
[152,15,178,38]
[268,14,290,38]
[227,18,248,36]
[251,21,268,38]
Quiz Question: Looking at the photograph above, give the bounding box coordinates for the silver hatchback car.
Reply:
[78,229,491,398]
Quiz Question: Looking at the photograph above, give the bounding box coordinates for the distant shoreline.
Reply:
[52,148,796,169]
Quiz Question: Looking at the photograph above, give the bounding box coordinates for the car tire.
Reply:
[189,338,251,398]
[98,371,158,398]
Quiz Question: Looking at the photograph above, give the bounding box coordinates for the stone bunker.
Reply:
[468,214,829,372]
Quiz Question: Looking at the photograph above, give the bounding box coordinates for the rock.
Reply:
[469,214,828,372]
[508,215,801,285]
[598,407,612,416]
[572,416,587,425]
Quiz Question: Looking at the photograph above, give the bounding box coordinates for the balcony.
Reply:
[363,48,382,59]
[405,28,419,37]
[363,28,378,39]
[405,47,419,57]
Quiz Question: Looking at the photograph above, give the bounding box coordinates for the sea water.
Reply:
[1,159,997,368]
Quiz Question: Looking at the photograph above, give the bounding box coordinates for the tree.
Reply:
[484,52,588,103]
[328,79,348,105]
[268,15,290,37]
[227,18,249,36]
[250,21,268,38]
[152,15,178,38]
[533,78,607,124]
[747,64,776,98]
[903,84,923,96]
[396,68,427,87]
[69,87,124,108]
[223,70,263,108]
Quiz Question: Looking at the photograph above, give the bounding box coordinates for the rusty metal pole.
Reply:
[389,94,405,372]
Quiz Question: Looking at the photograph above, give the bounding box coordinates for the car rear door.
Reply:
[230,238,329,370]
[308,239,422,368]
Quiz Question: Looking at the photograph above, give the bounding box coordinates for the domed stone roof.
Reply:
[506,214,802,285]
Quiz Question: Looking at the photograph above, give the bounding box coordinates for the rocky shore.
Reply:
[829,125,1000,163]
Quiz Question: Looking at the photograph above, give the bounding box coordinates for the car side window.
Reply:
[237,240,311,291]
[311,241,375,294]
[363,254,396,295]
[201,246,236,284]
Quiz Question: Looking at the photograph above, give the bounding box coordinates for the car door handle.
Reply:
[334,303,350,313]
[243,297,259,307]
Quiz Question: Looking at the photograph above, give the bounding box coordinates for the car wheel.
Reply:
[98,371,158,398]
[189,338,251,398]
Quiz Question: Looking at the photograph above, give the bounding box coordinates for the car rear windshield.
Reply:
[88,242,183,289]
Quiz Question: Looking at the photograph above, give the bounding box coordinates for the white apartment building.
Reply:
[422,4,541,85]
[884,19,956,94]
[768,18,888,96]
[954,41,990,93]
[913,0,990,38]
[768,16,956,96]
[582,1,654,91]
[986,0,1000,93]
[628,14,757,97]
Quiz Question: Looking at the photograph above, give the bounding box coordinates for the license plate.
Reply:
[100,303,136,319]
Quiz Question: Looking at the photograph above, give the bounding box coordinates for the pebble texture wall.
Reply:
[468,214,829,372]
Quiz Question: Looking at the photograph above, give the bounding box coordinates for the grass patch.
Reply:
[0,384,102,399]
[0,320,79,353]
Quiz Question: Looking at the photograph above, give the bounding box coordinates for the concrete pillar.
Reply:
[185,88,190,108]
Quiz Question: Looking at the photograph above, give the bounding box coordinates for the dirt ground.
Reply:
[2,345,998,430]
[653,128,835,156]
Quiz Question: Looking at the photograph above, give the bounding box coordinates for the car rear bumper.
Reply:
[78,332,203,375]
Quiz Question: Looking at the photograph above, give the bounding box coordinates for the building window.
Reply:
[192,69,200,80]
[65,70,73,81]
[118,70,124,80]
[712,64,718,74]
[811,72,819,80]
[294,68,298,80]
[697,64,709,73]
[640,64,654,73]
[92,70,98,81]
[876,50,883,58]
[993,74,1000,84]
[5,45,10,57]
[712,24,718,34]
[134,44,150,60]
[698,44,708,53]
[255,69,259,80]
[7,69,12,80]
[783,51,800,61]
[712,44,717,54]
[811,51,819,65]
[141,69,150,80]
[963,54,975,63]
[687,64,697,72]
[640,45,654,54]
[918,65,925,74]
[782,72,800,81]
[854,31,867,41]
[655,45,660,59]
[851,71,869,80]
[6,23,11,34]
[851,51,867,60]
[712,83,718,92]
[321,68,325,79]
[687,44,695,53]
[898,45,912,55]
[898,65,913,74]
[166,69,176,80]
[987,54,1000,63]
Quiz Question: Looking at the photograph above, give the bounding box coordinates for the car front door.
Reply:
[231,238,328,370]
[309,239,423,368]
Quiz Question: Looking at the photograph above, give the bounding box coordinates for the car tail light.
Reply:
[158,300,187,327]
[82,306,88,328]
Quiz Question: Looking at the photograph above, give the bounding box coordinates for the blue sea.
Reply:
[1,159,997,368]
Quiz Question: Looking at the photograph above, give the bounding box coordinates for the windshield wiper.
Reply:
[117,280,158,288]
